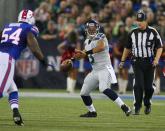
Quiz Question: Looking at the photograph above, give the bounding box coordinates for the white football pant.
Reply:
[0,52,18,97]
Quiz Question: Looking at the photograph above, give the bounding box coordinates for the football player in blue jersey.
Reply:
[0,10,49,126]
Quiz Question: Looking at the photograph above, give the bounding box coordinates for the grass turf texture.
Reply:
[0,98,165,131]
[18,88,165,95]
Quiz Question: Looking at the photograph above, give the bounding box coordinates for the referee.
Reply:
[120,10,163,115]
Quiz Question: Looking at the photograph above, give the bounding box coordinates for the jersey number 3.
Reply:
[1,28,22,45]
[88,54,95,64]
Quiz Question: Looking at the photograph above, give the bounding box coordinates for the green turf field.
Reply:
[0,97,165,131]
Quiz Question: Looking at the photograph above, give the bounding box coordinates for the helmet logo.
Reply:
[22,10,28,19]
[138,13,142,18]
[85,19,100,38]
[18,9,35,25]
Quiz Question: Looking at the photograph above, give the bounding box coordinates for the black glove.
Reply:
[40,58,48,67]
[40,58,56,70]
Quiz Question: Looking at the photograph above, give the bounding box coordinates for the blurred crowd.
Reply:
[24,0,165,42]
[22,0,165,93]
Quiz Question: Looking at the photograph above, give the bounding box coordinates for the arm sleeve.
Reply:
[26,25,39,37]
[125,33,132,49]
[30,26,39,37]
[95,33,105,41]
[154,29,163,49]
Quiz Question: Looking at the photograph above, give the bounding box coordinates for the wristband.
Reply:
[40,58,47,66]
[86,50,93,55]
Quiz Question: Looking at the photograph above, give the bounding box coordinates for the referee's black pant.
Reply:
[132,58,155,109]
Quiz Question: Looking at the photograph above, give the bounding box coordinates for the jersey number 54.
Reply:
[1,28,22,45]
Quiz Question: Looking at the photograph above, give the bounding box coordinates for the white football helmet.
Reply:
[18,10,35,25]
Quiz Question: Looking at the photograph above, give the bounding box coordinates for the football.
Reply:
[74,50,86,60]
[60,59,73,72]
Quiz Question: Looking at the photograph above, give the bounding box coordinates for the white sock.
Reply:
[11,104,19,110]
[122,79,128,93]
[70,79,76,92]
[86,104,96,112]
[67,77,76,93]
[118,78,123,92]
[133,78,135,86]
[118,78,127,93]
[114,97,125,107]
[67,77,70,92]
[155,78,160,94]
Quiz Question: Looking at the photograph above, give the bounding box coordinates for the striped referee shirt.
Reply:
[126,26,163,58]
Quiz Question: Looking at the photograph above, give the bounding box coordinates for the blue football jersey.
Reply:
[0,22,39,59]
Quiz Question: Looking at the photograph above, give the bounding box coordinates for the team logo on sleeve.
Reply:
[31,26,39,34]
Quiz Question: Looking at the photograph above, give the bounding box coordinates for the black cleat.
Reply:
[121,104,132,116]
[80,111,97,118]
[144,106,151,115]
[132,108,140,115]
[13,108,24,126]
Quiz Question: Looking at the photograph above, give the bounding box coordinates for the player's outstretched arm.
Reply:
[153,47,163,66]
[74,49,86,60]
[85,39,105,55]
[27,32,45,62]
[92,39,105,53]
[119,48,131,68]
[74,40,105,60]
[121,48,131,62]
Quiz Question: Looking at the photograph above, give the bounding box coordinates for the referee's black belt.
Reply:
[132,57,154,61]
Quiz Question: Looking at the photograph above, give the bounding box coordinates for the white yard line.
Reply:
[17,92,165,100]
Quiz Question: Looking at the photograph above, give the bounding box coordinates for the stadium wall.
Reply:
[14,38,86,89]
[0,0,21,30]
[14,38,165,90]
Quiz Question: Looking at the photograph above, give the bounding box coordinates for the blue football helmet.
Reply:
[85,19,100,38]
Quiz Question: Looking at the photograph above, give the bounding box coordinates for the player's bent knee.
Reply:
[99,87,108,93]
[102,88,118,101]
[80,84,90,96]
[80,90,90,96]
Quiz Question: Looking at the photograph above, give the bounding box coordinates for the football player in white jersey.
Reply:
[74,19,131,117]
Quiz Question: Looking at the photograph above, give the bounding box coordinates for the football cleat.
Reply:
[80,111,97,118]
[144,106,151,115]
[121,104,132,116]
[13,108,24,126]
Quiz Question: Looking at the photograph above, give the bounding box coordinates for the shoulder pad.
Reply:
[94,33,105,40]
[31,26,39,34]
[84,39,89,45]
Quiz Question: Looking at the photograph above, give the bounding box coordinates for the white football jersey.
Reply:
[84,33,112,70]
